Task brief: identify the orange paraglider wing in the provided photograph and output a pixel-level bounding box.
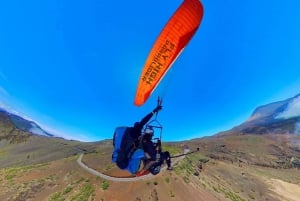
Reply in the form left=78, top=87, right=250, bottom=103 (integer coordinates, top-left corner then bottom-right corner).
left=134, top=0, right=204, bottom=106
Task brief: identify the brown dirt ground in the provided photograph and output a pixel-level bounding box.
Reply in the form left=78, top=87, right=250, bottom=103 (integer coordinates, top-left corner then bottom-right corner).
left=0, top=155, right=225, bottom=201
left=1, top=149, right=300, bottom=201
left=266, top=179, right=300, bottom=201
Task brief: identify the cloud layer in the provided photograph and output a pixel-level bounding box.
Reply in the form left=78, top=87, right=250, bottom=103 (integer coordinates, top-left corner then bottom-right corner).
left=276, top=96, right=300, bottom=119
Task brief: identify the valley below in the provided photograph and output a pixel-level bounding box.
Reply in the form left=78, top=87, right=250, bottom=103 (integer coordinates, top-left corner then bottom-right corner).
left=1, top=134, right=300, bottom=201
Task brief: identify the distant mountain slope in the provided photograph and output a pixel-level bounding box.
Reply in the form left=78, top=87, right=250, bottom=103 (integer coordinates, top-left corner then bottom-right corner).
left=0, top=108, right=53, bottom=137
left=219, top=93, right=300, bottom=135
left=0, top=107, right=100, bottom=168
left=247, top=93, right=300, bottom=125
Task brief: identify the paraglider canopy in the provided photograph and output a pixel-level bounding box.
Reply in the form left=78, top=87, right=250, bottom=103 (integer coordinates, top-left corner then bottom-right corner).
left=134, top=0, right=204, bottom=106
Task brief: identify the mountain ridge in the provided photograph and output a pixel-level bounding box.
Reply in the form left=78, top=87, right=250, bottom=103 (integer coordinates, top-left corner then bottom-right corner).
left=0, top=108, right=54, bottom=137
left=217, top=93, right=300, bottom=136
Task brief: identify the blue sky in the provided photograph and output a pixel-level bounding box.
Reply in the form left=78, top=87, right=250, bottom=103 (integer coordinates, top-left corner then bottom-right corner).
left=0, top=0, right=300, bottom=142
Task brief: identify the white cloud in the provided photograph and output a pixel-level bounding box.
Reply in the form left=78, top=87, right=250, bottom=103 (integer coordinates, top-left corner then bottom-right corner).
left=276, top=96, right=300, bottom=119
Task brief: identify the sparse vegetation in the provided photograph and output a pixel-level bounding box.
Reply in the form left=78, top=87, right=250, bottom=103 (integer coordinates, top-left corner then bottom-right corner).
left=70, top=182, right=95, bottom=201
left=162, top=144, right=182, bottom=156
left=174, top=157, right=194, bottom=175
left=183, top=176, right=190, bottom=183
left=225, top=191, right=246, bottom=201
left=212, top=185, right=219, bottom=193
left=174, top=155, right=204, bottom=184
left=49, top=192, right=64, bottom=201
left=3, top=163, right=48, bottom=181
left=46, top=174, right=58, bottom=182
left=0, top=150, right=6, bottom=157
left=248, top=193, right=255, bottom=200
left=9, top=179, right=45, bottom=201
left=102, top=180, right=109, bottom=190
left=213, top=184, right=246, bottom=201
left=74, top=177, right=85, bottom=184
left=63, top=185, right=73, bottom=195
left=105, top=163, right=114, bottom=170
left=199, top=158, right=209, bottom=163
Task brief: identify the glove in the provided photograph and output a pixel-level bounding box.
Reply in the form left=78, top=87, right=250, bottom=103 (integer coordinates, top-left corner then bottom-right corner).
left=153, top=105, right=162, bottom=113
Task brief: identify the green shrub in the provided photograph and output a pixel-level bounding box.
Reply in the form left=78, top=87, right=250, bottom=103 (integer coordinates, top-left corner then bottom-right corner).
left=102, top=180, right=109, bottom=190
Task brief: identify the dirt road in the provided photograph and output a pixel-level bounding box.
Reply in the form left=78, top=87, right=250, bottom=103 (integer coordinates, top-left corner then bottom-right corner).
left=77, top=154, right=183, bottom=182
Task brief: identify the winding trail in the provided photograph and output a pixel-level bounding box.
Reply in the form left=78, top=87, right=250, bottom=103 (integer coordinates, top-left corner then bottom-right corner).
left=77, top=154, right=184, bottom=182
